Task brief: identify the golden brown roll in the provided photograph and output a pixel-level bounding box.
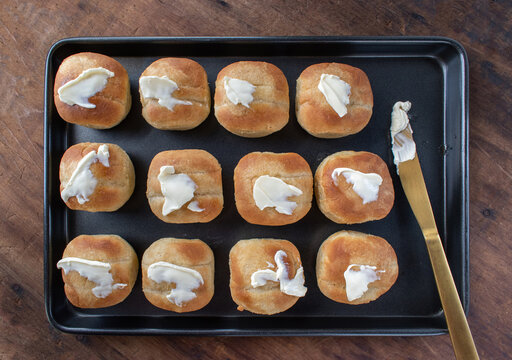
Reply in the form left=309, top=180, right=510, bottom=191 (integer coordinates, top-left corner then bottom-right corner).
left=316, top=230, right=398, bottom=305
left=59, top=142, right=135, bottom=212
left=214, top=61, right=289, bottom=137
left=296, top=63, right=373, bottom=138
left=315, top=151, right=394, bottom=224
left=146, top=149, right=223, bottom=223
left=234, top=152, right=313, bottom=226
left=139, top=58, right=210, bottom=130
left=54, top=52, right=131, bottom=129
left=229, top=239, right=307, bottom=315
left=56, top=234, right=138, bottom=308
left=141, top=238, right=214, bottom=313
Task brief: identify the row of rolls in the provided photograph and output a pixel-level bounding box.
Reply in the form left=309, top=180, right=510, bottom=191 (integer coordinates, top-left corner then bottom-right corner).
left=60, top=144, right=395, bottom=225
left=54, top=52, right=373, bottom=138
left=57, top=231, right=398, bottom=315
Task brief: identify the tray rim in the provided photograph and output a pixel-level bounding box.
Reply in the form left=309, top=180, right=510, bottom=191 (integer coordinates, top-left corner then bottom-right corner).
left=44, top=35, right=469, bottom=336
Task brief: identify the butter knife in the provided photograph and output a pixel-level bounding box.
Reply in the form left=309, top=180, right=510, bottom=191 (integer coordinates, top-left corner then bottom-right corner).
left=392, top=102, right=479, bottom=360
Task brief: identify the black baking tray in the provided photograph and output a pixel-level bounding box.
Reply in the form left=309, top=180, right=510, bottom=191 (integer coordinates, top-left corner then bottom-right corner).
left=44, top=36, right=469, bottom=335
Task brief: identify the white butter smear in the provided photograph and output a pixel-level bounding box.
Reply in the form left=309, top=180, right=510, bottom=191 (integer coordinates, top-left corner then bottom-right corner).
left=318, top=73, right=351, bottom=117
left=57, top=257, right=127, bottom=298
left=251, top=250, right=307, bottom=297
left=223, top=76, right=256, bottom=108
left=158, top=166, right=200, bottom=215
left=61, top=144, right=110, bottom=204
left=253, top=175, right=303, bottom=215
left=390, top=101, right=416, bottom=172
left=331, top=168, right=383, bottom=204
left=139, top=76, right=192, bottom=111
left=187, top=201, right=205, bottom=212
left=58, top=67, right=114, bottom=108
left=343, top=264, right=386, bottom=301
left=344, top=264, right=385, bottom=301
left=147, top=261, right=204, bottom=307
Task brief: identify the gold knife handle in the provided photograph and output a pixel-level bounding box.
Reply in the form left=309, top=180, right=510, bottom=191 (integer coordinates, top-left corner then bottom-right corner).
left=424, top=232, right=479, bottom=360
left=398, top=155, right=478, bottom=359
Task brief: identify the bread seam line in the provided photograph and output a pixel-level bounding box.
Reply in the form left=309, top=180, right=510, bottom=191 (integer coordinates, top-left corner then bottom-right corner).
left=63, top=256, right=134, bottom=265
left=142, top=262, right=212, bottom=268
left=299, top=99, right=372, bottom=111
left=216, top=98, right=289, bottom=108
left=146, top=192, right=222, bottom=200
left=149, top=170, right=220, bottom=177
left=248, top=174, right=312, bottom=182
left=144, top=97, right=209, bottom=107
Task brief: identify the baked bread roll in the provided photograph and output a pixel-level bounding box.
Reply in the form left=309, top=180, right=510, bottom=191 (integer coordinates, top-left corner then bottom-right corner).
left=56, top=234, right=138, bottom=308
left=141, top=238, right=214, bottom=312
left=315, top=151, right=394, bottom=224
left=139, top=58, right=210, bottom=130
left=146, top=149, right=223, bottom=223
left=229, top=239, right=307, bottom=315
left=296, top=63, right=373, bottom=138
left=316, top=230, right=398, bottom=305
left=54, top=52, right=131, bottom=129
left=59, top=142, right=135, bottom=212
left=214, top=61, right=289, bottom=137
left=234, top=152, right=313, bottom=226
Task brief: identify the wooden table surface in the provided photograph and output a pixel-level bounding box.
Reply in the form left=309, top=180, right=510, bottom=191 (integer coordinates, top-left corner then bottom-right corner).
left=1, top=0, right=510, bottom=358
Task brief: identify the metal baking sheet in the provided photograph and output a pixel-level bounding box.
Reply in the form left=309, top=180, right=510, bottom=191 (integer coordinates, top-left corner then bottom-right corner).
left=44, top=36, right=469, bottom=335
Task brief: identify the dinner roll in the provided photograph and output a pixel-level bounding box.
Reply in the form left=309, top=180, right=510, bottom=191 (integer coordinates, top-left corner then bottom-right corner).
left=315, top=151, right=394, bottom=224
left=54, top=52, right=131, bottom=129
left=316, top=230, right=398, bottom=305
left=139, top=58, right=210, bottom=130
left=59, top=142, right=135, bottom=212
left=229, top=239, right=307, bottom=315
left=56, top=234, right=138, bottom=308
left=214, top=61, right=289, bottom=137
left=142, top=238, right=214, bottom=313
left=234, top=152, right=313, bottom=226
left=296, top=62, right=373, bottom=138
left=146, top=149, right=223, bottom=223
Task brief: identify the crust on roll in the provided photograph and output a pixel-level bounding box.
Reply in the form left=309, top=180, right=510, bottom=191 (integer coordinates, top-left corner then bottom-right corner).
left=214, top=61, right=289, bottom=137
left=229, top=239, right=304, bottom=315
left=59, top=234, right=138, bottom=308
left=234, top=152, right=313, bottom=226
left=141, top=238, right=214, bottom=312
left=59, top=142, right=135, bottom=212
left=146, top=149, right=223, bottom=223
left=296, top=63, right=373, bottom=138
left=316, top=230, right=398, bottom=305
left=54, top=52, right=131, bottom=129
left=315, top=151, right=394, bottom=224
left=139, top=58, right=210, bottom=130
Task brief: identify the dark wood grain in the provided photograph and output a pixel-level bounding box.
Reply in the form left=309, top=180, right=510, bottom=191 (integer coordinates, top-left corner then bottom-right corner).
left=0, top=0, right=510, bottom=358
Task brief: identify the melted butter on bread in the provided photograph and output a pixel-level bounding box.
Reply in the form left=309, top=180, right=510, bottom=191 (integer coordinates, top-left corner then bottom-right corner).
left=57, top=257, right=127, bottom=298
left=344, top=264, right=385, bottom=301
left=318, top=73, right=351, bottom=118
left=147, top=261, right=204, bottom=307
left=158, top=166, right=199, bottom=215
left=58, top=67, right=114, bottom=108
left=187, top=200, right=205, bottom=212
left=251, top=250, right=307, bottom=297
left=331, top=168, right=383, bottom=204
left=139, top=75, right=192, bottom=111
left=223, top=76, right=256, bottom=108
left=61, top=144, right=110, bottom=204
left=253, top=175, right=303, bottom=215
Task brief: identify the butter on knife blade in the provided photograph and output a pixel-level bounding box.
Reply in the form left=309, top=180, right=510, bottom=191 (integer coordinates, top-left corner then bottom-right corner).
left=390, top=101, right=416, bottom=173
